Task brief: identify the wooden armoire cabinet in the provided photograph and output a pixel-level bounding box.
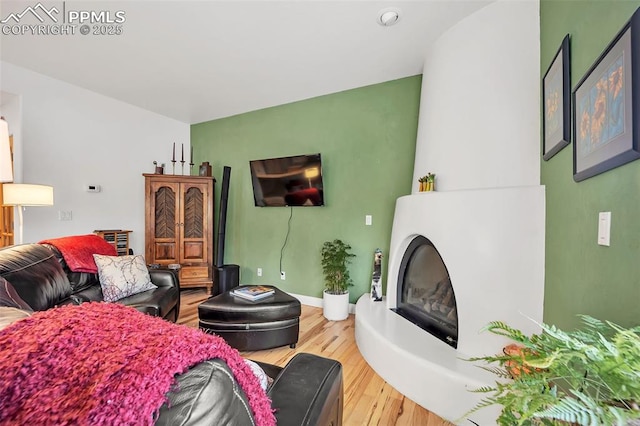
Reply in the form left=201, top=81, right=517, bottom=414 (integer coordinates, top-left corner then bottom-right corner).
left=144, top=174, right=216, bottom=293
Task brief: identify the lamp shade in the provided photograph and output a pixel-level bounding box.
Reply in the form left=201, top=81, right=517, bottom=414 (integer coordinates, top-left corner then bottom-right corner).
left=3, top=184, right=54, bottom=206
left=0, top=119, right=13, bottom=183
left=304, top=167, right=319, bottom=179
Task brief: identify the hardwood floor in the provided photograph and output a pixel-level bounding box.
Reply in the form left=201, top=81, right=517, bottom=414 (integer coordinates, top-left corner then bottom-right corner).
left=178, top=289, right=453, bottom=426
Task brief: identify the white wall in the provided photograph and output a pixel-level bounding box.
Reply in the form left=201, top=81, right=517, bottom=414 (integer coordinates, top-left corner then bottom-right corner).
left=412, top=0, right=540, bottom=192
left=0, top=62, right=190, bottom=253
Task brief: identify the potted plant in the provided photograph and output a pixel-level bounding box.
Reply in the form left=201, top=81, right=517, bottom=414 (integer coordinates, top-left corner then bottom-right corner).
left=425, top=172, right=436, bottom=191
left=417, top=173, right=436, bottom=191
left=321, top=239, right=355, bottom=321
left=465, top=315, right=640, bottom=425
left=418, top=175, right=427, bottom=192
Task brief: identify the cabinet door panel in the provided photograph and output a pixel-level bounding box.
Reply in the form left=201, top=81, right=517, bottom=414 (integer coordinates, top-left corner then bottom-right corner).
left=154, top=185, right=178, bottom=239
left=154, top=242, right=177, bottom=261
left=179, top=182, right=209, bottom=264
left=183, top=186, right=204, bottom=238
left=147, top=181, right=180, bottom=264
left=182, top=242, right=204, bottom=260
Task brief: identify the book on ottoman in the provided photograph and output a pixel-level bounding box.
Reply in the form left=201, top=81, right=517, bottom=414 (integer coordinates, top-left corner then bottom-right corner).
left=231, top=286, right=275, bottom=301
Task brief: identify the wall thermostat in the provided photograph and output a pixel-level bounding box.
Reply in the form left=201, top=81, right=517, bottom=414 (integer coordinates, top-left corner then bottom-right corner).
left=86, top=184, right=101, bottom=193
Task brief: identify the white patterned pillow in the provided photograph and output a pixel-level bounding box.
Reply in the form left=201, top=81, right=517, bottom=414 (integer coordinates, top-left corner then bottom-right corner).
left=93, top=254, right=157, bottom=302
left=244, top=359, right=270, bottom=391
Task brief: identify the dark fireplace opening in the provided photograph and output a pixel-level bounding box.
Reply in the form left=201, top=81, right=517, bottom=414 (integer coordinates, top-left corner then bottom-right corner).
left=391, top=236, right=458, bottom=348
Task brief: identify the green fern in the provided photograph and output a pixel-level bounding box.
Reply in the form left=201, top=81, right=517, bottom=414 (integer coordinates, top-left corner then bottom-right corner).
left=481, top=321, right=535, bottom=347
left=465, top=315, right=640, bottom=425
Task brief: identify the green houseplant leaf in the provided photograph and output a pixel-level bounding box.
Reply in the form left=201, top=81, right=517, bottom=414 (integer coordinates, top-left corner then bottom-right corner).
left=465, top=315, right=640, bottom=425
left=320, top=239, right=355, bottom=295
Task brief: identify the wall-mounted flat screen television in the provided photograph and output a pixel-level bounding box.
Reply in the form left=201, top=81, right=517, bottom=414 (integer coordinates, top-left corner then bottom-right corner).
left=250, top=153, right=324, bottom=207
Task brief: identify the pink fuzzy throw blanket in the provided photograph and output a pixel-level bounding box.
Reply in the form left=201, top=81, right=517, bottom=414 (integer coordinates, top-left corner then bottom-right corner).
left=0, top=303, right=275, bottom=425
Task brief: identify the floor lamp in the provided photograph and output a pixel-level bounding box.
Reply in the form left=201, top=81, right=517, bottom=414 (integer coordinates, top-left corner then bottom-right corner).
left=304, top=167, right=319, bottom=188
left=2, top=184, right=54, bottom=244
left=0, top=118, right=12, bottom=182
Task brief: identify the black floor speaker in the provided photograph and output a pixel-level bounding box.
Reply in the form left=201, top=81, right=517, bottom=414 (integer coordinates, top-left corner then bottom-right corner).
left=214, top=264, right=240, bottom=296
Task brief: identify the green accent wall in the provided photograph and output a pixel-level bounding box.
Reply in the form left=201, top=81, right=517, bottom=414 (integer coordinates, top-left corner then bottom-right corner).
left=541, top=1, right=640, bottom=330
left=191, top=76, right=421, bottom=303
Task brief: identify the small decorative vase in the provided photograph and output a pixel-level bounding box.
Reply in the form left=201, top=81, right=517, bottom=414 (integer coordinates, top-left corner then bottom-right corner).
left=199, top=162, right=212, bottom=177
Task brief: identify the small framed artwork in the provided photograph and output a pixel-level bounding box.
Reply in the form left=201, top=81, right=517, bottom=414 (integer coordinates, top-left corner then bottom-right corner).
left=542, top=34, right=571, bottom=161
left=573, top=8, right=640, bottom=182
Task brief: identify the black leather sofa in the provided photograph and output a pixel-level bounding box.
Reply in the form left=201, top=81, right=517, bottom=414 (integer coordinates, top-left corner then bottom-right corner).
left=0, top=243, right=180, bottom=321
left=0, top=242, right=344, bottom=425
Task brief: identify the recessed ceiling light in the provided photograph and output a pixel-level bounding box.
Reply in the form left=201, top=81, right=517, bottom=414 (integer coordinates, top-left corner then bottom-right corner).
left=377, top=7, right=401, bottom=27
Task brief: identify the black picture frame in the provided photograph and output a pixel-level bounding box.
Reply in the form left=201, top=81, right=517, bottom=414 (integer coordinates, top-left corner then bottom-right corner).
left=573, top=8, right=640, bottom=182
left=542, top=34, right=571, bottom=161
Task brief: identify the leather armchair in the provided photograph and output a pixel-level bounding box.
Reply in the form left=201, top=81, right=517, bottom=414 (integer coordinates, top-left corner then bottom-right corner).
left=158, top=353, right=343, bottom=426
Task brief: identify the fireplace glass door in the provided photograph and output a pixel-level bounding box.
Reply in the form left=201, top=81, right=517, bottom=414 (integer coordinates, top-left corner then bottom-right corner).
left=392, top=236, right=458, bottom=348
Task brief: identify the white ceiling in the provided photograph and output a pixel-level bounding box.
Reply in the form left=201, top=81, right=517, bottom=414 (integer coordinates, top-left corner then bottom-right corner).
left=0, top=1, right=492, bottom=124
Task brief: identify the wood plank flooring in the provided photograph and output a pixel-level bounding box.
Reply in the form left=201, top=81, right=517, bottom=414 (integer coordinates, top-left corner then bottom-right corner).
left=178, top=289, right=453, bottom=426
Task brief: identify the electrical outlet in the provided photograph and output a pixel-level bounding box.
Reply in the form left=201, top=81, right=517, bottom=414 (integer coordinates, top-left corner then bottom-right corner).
left=280, top=271, right=286, bottom=280
left=257, top=267, right=263, bottom=277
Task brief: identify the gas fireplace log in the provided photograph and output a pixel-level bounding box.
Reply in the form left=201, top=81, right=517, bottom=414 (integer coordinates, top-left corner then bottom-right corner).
left=446, top=308, right=457, bottom=321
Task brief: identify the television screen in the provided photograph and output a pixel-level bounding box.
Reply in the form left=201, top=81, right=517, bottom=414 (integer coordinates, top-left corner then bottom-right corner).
left=250, top=153, right=324, bottom=207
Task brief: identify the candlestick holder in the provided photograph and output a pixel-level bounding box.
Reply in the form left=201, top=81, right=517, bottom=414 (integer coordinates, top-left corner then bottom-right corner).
left=171, top=160, right=176, bottom=175
left=189, top=161, right=194, bottom=176
left=181, top=160, right=185, bottom=175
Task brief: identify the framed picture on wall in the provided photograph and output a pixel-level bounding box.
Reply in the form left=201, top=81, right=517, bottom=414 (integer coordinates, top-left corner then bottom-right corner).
left=542, top=34, right=571, bottom=161
left=573, top=8, right=640, bottom=182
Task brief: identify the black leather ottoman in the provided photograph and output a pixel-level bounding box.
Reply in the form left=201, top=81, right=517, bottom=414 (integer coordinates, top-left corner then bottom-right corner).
left=198, top=285, right=301, bottom=351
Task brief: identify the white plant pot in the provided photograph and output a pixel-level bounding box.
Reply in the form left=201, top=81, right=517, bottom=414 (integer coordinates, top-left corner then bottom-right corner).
left=323, top=290, right=349, bottom=321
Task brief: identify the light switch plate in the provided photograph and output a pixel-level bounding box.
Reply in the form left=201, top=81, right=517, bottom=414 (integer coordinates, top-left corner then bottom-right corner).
left=598, top=212, right=611, bottom=246
left=58, top=210, right=73, bottom=221
left=365, top=215, right=372, bottom=226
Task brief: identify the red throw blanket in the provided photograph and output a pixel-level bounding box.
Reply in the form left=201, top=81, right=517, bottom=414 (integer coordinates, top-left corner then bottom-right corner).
left=39, top=234, right=118, bottom=273
left=0, top=303, right=276, bottom=425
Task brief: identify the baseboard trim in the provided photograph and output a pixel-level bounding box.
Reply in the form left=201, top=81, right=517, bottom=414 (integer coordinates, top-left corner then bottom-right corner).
left=288, top=292, right=357, bottom=315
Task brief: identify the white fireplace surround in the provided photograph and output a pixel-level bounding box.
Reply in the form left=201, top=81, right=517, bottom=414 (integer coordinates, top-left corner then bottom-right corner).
left=355, top=186, right=545, bottom=424
left=354, top=0, right=543, bottom=422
